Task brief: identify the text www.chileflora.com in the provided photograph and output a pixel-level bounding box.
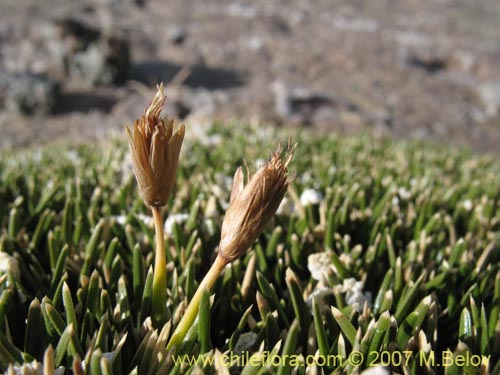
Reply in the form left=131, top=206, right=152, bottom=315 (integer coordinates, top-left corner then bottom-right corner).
left=172, top=350, right=491, bottom=368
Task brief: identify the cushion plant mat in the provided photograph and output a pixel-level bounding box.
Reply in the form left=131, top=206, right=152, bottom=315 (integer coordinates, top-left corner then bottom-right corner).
left=0, top=123, right=499, bottom=374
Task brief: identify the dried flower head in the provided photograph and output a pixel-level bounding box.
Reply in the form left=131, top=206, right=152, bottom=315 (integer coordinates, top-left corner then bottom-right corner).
left=126, top=84, right=185, bottom=207
left=219, top=143, right=296, bottom=263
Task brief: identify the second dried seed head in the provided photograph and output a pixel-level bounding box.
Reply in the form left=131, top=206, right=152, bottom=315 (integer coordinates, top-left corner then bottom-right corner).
left=219, top=144, right=296, bottom=263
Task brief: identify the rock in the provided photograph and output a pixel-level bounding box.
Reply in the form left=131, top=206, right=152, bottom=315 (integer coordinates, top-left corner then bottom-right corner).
left=168, top=26, right=187, bottom=45
left=448, top=50, right=476, bottom=72
left=270, top=15, right=291, bottom=34
left=173, top=88, right=220, bottom=118
left=312, top=106, right=339, bottom=125
left=408, top=50, right=448, bottom=73
left=46, top=16, right=130, bottom=86
left=272, top=81, right=334, bottom=125
left=226, top=3, right=257, bottom=19
left=51, top=17, right=101, bottom=52
left=124, top=0, right=145, bottom=6
left=69, top=35, right=129, bottom=85
left=477, top=82, right=500, bottom=117
left=103, top=0, right=144, bottom=5
left=0, top=72, right=60, bottom=115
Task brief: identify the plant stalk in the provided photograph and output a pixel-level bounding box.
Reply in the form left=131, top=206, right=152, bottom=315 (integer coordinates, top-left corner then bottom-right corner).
left=166, top=254, right=228, bottom=350
left=151, top=206, right=168, bottom=328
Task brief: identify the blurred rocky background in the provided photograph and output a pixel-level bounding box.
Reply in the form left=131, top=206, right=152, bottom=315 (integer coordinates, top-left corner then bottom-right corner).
left=1, top=0, right=500, bottom=153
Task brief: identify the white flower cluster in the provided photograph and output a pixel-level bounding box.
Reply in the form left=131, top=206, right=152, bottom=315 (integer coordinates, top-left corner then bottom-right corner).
left=336, top=278, right=372, bottom=312
left=9, top=361, right=64, bottom=375
left=164, top=213, right=189, bottom=236
left=185, top=117, right=222, bottom=146
left=462, top=199, right=473, bottom=211
left=398, top=187, right=411, bottom=200
left=112, top=213, right=154, bottom=227
left=307, top=252, right=333, bottom=281
left=361, top=366, right=391, bottom=375
left=276, top=197, right=295, bottom=216
left=0, top=252, right=20, bottom=281
left=300, top=188, right=323, bottom=206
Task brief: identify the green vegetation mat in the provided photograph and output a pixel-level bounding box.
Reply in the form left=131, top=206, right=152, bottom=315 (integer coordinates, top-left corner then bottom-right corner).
left=0, top=123, right=499, bottom=374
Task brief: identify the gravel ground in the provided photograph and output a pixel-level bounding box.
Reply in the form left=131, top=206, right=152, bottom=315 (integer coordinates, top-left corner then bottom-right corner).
left=1, top=0, right=500, bottom=154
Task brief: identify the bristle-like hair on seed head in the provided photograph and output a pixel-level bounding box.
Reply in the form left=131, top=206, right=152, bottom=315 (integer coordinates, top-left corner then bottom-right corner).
left=219, top=143, right=296, bottom=263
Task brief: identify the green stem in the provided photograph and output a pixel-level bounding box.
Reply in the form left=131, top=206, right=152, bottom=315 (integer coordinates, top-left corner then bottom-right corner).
left=166, top=254, right=227, bottom=350
left=152, top=206, right=167, bottom=328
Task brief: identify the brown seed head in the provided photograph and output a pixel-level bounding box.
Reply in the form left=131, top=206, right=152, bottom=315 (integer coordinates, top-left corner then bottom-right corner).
left=126, top=84, right=185, bottom=207
left=219, top=143, right=296, bottom=263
